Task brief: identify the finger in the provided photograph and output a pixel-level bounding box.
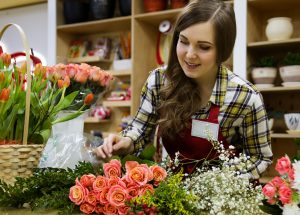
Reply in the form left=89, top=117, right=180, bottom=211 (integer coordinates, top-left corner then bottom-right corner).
left=107, top=134, right=117, bottom=154
left=95, top=146, right=106, bottom=159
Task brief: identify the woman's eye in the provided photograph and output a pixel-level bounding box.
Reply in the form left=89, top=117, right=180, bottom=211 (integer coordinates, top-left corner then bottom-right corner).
left=179, top=40, right=188, bottom=45
left=199, top=45, right=211, bottom=51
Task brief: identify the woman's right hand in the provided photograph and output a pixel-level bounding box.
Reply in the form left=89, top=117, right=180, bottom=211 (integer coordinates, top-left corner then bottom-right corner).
left=95, top=134, right=134, bottom=159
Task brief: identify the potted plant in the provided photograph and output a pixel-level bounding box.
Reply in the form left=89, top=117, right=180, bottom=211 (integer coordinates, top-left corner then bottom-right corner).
left=251, top=56, right=277, bottom=86
left=279, top=52, right=300, bottom=84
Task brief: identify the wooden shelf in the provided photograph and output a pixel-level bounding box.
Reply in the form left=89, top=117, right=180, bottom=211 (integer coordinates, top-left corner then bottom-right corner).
left=248, top=38, right=300, bottom=48
left=271, top=133, right=300, bottom=139
left=134, top=9, right=182, bottom=26
left=67, top=56, right=112, bottom=64
left=0, top=0, right=46, bottom=10
left=84, top=117, right=110, bottom=123
left=258, top=86, right=300, bottom=92
left=102, top=100, right=131, bottom=107
left=108, top=69, right=132, bottom=77
left=57, top=16, right=131, bottom=34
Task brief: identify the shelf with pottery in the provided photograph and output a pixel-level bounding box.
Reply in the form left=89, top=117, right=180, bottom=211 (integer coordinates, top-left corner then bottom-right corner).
left=257, top=85, right=300, bottom=92
left=108, top=69, right=132, bottom=77
left=247, top=37, right=300, bottom=48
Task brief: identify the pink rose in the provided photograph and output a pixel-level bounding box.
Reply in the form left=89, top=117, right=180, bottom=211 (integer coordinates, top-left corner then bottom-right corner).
left=125, top=161, right=139, bottom=172
left=127, top=185, right=140, bottom=199
left=108, top=177, right=126, bottom=188
left=69, top=179, right=88, bottom=205
left=267, top=198, right=277, bottom=205
left=271, top=176, right=285, bottom=188
left=126, top=166, right=149, bottom=186
left=275, top=156, right=292, bottom=175
left=288, top=168, right=295, bottom=181
left=107, top=185, right=128, bottom=207
left=99, top=187, right=110, bottom=204
left=150, top=165, right=167, bottom=183
left=85, top=191, right=98, bottom=206
left=93, top=176, right=108, bottom=192
left=278, top=184, right=292, bottom=205
left=95, top=204, right=104, bottom=214
left=80, top=202, right=95, bottom=214
left=103, top=159, right=122, bottom=178
left=102, top=203, right=118, bottom=215
left=262, top=183, right=276, bottom=198
left=80, top=174, right=96, bottom=189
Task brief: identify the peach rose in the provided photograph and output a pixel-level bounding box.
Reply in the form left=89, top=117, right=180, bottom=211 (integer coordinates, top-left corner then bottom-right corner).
left=118, top=206, right=131, bottom=215
left=103, top=159, right=122, bottom=178
left=80, top=202, right=95, bottom=214
left=125, top=161, right=139, bottom=172
left=127, top=165, right=152, bottom=186
left=127, top=185, right=140, bottom=199
left=80, top=174, right=96, bottom=188
left=139, top=184, right=154, bottom=196
left=262, top=183, right=276, bottom=198
left=85, top=191, right=98, bottom=206
left=99, top=187, right=110, bottom=204
left=107, top=185, right=128, bottom=207
left=102, top=203, right=118, bottom=215
left=108, top=177, right=126, bottom=188
left=278, top=185, right=292, bottom=205
left=93, top=175, right=108, bottom=192
left=275, top=156, right=292, bottom=175
left=69, top=179, right=88, bottom=205
left=150, top=165, right=167, bottom=183
left=95, top=204, right=104, bottom=214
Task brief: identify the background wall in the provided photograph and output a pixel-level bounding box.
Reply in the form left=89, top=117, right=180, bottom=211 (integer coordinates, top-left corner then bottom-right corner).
left=0, top=3, right=48, bottom=65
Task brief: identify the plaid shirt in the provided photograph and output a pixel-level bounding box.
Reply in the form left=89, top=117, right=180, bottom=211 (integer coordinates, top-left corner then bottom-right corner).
left=122, top=65, right=273, bottom=179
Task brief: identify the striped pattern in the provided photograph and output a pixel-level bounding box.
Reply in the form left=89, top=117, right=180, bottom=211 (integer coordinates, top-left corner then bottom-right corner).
left=122, top=65, right=272, bottom=179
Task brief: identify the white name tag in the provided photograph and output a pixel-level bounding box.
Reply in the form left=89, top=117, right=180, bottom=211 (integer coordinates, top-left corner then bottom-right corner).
left=191, top=119, right=219, bottom=140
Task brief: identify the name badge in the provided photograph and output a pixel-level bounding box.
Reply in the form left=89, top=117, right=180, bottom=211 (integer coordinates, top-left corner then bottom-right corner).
left=191, top=119, right=219, bottom=140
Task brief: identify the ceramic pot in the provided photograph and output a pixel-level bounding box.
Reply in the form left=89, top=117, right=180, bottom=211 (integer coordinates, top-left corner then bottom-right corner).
left=119, top=0, right=131, bottom=16
left=251, top=67, right=277, bottom=84
left=90, top=0, right=116, bottom=20
left=279, top=65, right=300, bottom=82
left=143, top=0, right=167, bottom=12
left=265, top=17, right=293, bottom=41
left=63, top=0, right=89, bottom=24
left=170, top=0, right=189, bottom=9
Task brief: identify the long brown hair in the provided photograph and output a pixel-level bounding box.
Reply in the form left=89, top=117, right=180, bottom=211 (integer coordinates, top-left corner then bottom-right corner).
left=158, top=0, right=236, bottom=139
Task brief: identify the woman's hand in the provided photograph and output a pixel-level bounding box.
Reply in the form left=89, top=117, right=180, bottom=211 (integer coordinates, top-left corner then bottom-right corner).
left=95, top=134, right=134, bottom=159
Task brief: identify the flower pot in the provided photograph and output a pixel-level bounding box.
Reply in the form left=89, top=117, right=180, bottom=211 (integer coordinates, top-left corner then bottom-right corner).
left=170, top=0, right=189, bottom=9
left=251, top=67, right=277, bottom=85
left=265, top=17, right=293, bottom=41
left=143, top=0, right=167, bottom=13
left=279, top=65, right=300, bottom=82
left=119, top=0, right=131, bottom=16
left=63, top=0, right=90, bottom=24
left=90, top=0, right=116, bottom=20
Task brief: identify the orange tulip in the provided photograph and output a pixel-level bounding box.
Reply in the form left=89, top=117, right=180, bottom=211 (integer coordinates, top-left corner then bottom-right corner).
left=0, top=53, right=11, bottom=67
left=84, top=93, right=94, bottom=105
left=0, top=88, right=10, bottom=101
left=57, top=76, right=70, bottom=89
left=34, top=63, right=47, bottom=78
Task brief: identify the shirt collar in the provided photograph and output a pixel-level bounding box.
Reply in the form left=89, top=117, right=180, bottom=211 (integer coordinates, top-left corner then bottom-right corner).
left=209, top=65, right=228, bottom=106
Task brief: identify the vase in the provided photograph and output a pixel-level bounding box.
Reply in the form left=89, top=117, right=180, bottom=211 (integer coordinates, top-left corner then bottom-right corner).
left=143, top=0, right=167, bottom=13
left=265, top=17, right=293, bottom=41
left=63, top=0, right=90, bottom=24
left=90, top=0, right=116, bottom=20
left=119, top=0, right=131, bottom=16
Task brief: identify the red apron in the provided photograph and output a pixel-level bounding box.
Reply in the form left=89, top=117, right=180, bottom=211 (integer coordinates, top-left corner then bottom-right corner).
left=158, top=104, right=229, bottom=174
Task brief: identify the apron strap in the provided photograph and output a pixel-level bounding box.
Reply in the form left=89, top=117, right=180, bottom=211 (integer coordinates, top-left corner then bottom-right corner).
left=207, top=104, right=220, bottom=121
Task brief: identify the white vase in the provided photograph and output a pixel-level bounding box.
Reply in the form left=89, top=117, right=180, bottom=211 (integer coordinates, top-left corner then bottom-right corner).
left=265, top=17, right=293, bottom=41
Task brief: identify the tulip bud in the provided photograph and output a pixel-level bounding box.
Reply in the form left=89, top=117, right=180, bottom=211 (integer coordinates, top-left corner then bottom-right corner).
left=0, top=88, right=10, bottom=101
left=57, top=79, right=64, bottom=89
left=0, top=53, right=11, bottom=68
left=84, top=93, right=94, bottom=105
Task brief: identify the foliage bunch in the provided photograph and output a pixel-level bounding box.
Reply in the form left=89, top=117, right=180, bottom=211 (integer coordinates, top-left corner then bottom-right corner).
left=283, top=52, right=300, bottom=66
left=0, top=162, right=98, bottom=215
left=255, top=56, right=277, bottom=67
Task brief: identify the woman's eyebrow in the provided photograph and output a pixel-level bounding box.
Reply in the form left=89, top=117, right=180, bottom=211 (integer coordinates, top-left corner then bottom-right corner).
left=179, top=34, right=213, bottom=45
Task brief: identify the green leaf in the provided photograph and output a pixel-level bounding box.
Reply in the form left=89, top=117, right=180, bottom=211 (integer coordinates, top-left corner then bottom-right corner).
left=51, top=111, right=84, bottom=125
left=52, top=91, right=79, bottom=114
left=29, top=129, right=51, bottom=144
left=139, top=144, right=156, bottom=160
left=258, top=205, right=282, bottom=215
left=0, top=104, right=19, bottom=139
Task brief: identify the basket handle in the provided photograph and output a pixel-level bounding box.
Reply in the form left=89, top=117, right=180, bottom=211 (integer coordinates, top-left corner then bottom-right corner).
left=0, top=23, right=32, bottom=145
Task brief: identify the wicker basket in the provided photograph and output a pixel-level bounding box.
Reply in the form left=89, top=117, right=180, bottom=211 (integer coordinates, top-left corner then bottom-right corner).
left=0, top=24, right=44, bottom=184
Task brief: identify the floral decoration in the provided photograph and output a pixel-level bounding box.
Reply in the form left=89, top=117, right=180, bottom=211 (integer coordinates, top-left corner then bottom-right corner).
left=261, top=155, right=300, bottom=215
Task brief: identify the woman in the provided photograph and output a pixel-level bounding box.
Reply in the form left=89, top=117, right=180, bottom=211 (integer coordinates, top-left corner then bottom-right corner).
left=96, top=0, right=273, bottom=179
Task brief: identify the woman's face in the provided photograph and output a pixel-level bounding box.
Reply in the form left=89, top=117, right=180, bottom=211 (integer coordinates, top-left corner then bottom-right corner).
left=176, top=21, right=218, bottom=83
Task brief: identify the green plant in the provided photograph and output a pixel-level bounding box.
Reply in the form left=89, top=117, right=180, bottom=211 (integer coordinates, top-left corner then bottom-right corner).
left=282, top=52, right=300, bottom=65
left=255, top=56, right=277, bottom=67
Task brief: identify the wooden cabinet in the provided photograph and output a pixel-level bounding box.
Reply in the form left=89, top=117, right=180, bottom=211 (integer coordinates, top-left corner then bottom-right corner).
left=246, top=0, right=300, bottom=181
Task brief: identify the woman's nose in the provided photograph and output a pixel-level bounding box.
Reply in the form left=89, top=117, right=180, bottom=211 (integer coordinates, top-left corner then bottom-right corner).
left=186, top=46, right=197, bottom=59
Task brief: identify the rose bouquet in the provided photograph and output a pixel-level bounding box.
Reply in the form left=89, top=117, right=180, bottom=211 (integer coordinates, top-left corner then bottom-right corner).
left=69, top=159, right=167, bottom=215
left=261, top=155, right=300, bottom=215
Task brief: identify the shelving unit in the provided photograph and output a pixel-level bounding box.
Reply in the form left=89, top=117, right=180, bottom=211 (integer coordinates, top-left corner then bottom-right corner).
left=246, top=0, right=300, bottom=180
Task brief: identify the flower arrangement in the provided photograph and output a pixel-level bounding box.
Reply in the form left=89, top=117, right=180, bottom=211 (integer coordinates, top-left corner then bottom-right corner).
left=261, top=155, right=300, bottom=215
left=68, top=159, right=167, bottom=214
left=0, top=52, right=113, bottom=144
